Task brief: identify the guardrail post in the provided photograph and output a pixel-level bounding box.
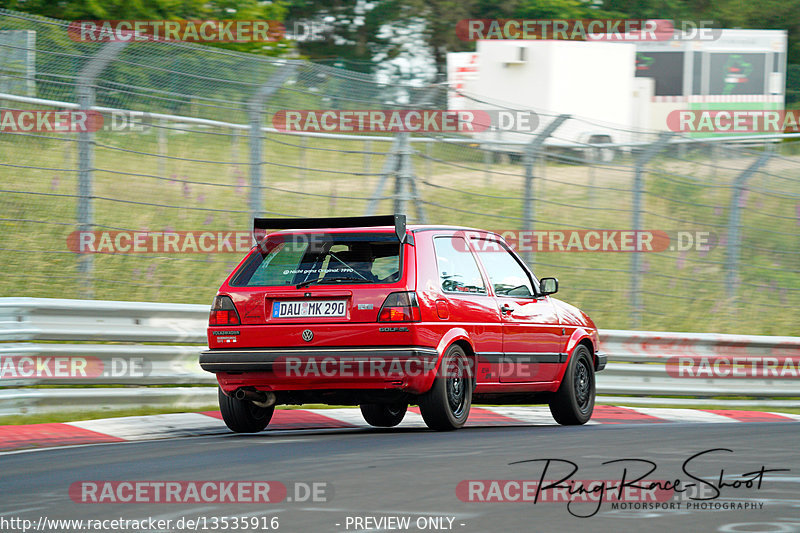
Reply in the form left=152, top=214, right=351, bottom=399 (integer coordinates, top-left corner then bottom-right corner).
left=630, top=133, right=672, bottom=329
left=725, top=151, right=772, bottom=307
left=75, top=41, right=128, bottom=299
left=247, top=63, right=297, bottom=224
left=521, top=114, right=569, bottom=267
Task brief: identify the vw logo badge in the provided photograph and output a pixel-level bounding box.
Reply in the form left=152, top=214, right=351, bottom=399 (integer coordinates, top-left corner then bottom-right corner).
left=301, top=329, right=314, bottom=342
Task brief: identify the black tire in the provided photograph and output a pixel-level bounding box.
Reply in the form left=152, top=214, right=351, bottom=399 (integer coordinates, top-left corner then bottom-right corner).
left=360, top=403, right=407, bottom=427
left=549, top=345, right=595, bottom=425
left=418, top=345, right=472, bottom=431
left=218, top=387, right=274, bottom=433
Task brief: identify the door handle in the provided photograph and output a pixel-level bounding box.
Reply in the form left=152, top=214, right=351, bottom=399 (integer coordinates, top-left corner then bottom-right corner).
left=500, top=304, right=514, bottom=315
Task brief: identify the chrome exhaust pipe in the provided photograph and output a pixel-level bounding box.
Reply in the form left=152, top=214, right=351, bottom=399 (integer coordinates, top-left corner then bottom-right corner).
left=234, top=388, right=276, bottom=408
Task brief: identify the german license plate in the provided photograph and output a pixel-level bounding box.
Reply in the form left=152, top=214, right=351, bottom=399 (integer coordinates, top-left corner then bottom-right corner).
left=272, top=300, right=346, bottom=318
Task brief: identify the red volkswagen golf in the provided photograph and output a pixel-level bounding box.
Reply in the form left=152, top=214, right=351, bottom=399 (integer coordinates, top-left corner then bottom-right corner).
left=200, top=215, right=605, bottom=432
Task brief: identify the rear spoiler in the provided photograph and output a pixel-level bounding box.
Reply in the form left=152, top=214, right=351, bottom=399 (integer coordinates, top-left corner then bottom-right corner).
left=253, top=214, right=408, bottom=243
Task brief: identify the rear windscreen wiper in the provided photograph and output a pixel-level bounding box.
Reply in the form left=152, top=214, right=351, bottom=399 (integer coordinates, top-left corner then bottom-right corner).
left=296, top=277, right=371, bottom=289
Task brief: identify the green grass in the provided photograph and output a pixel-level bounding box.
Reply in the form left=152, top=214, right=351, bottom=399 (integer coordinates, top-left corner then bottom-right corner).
left=1, top=122, right=799, bottom=335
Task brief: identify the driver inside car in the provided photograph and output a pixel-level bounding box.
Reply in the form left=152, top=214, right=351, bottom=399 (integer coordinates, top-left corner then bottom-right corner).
left=329, top=243, right=377, bottom=282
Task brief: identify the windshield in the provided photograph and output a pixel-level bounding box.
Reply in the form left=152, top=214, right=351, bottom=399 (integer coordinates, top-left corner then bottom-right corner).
left=229, top=232, right=402, bottom=287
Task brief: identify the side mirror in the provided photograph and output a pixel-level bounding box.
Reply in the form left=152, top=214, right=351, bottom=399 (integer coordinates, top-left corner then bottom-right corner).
left=539, top=277, right=558, bottom=296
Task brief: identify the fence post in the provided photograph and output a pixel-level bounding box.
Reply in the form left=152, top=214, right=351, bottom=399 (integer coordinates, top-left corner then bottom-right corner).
left=394, top=134, right=411, bottom=217
left=363, top=139, right=372, bottom=187
left=483, top=143, right=492, bottom=187
left=725, top=151, right=772, bottom=307
left=366, top=135, right=402, bottom=216
left=521, top=114, right=569, bottom=267
left=405, top=138, right=427, bottom=224
left=75, top=41, right=128, bottom=299
left=247, top=63, right=297, bottom=223
left=76, top=85, right=93, bottom=298
left=630, top=133, right=672, bottom=328
left=157, top=118, right=167, bottom=178
left=366, top=134, right=426, bottom=223
left=299, top=135, right=308, bottom=190
left=247, top=100, right=262, bottom=223
left=425, top=141, right=432, bottom=182
left=393, top=85, right=438, bottom=222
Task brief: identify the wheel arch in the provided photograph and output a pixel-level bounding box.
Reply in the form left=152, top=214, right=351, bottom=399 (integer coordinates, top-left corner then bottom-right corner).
left=577, top=338, right=597, bottom=368
left=434, top=328, right=475, bottom=366
left=564, top=328, right=600, bottom=369
left=429, top=330, right=477, bottom=391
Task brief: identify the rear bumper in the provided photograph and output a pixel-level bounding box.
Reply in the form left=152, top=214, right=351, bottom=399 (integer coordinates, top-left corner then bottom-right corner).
left=200, top=346, right=439, bottom=372
left=201, top=346, right=441, bottom=395
left=595, top=352, right=607, bottom=372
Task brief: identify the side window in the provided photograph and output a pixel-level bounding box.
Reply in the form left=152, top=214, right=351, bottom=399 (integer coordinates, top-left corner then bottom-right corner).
left=433, top=236, right=486, bottom=294
left=474, top=240, right=535, bottom=297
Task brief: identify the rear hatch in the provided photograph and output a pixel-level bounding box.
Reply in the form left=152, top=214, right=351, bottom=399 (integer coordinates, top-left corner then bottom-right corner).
left=226, top=230, right=408, bottom=325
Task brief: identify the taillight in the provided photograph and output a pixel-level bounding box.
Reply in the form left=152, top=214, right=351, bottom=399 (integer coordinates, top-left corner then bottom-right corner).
left=378, top=291, right=421, bottom=322
left=209, top=295, right=241, bottom=326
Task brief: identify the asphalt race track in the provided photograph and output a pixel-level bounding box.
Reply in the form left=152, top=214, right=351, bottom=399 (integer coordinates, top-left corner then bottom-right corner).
left=2, top=420, right=799, bottom=533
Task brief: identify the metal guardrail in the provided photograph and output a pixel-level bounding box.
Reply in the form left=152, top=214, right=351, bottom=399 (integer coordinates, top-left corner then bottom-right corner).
left=0, top=297, right=208, bottom=343
left=0, top=387, right=219, bottom=417
left=1, top=298, right=798, bottom=416
left=0, top=298, right=213, bottom=415
left=598, top=329, right=800, bottom=399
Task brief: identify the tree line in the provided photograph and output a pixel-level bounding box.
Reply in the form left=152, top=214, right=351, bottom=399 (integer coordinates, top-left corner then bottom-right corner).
left=2, top=0, right=797, bottom=102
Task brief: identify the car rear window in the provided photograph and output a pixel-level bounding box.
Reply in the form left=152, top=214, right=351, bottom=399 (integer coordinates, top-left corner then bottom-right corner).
left=229, top=232, right=402, bottom=287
